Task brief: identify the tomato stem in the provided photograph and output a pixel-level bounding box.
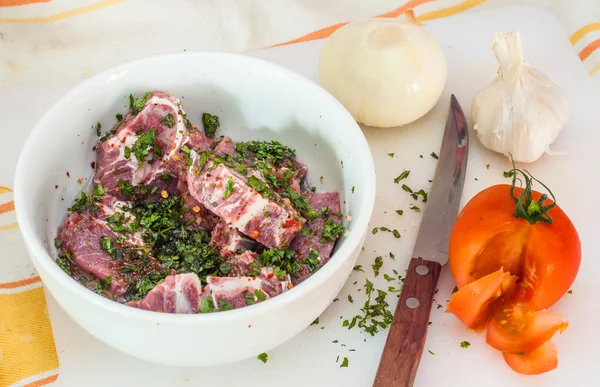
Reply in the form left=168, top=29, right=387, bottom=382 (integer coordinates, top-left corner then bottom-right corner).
left=507, top=155, right=556, bottom=225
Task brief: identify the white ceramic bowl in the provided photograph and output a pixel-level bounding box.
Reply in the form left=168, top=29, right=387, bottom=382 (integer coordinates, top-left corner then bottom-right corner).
left=14, top=51, right=376, bottom=367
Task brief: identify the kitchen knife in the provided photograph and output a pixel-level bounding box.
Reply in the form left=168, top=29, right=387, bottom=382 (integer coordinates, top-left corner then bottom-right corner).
left=372, top=94, right=469, bottom=387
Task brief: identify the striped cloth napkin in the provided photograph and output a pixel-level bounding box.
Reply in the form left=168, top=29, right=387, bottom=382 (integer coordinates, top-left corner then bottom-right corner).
left=0, top=0, right=598, bottom=385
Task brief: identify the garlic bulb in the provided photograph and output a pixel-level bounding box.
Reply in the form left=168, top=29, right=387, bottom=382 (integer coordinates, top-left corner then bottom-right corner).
left=318, top=13, right=447, bottom=128
left=471, top=31, right=569, bottom=163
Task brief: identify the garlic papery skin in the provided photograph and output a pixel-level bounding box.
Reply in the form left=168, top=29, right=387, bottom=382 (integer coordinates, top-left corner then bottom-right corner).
left=471, top=31, right=570, bottom=163
left=318, top=16, right=447, bottom=128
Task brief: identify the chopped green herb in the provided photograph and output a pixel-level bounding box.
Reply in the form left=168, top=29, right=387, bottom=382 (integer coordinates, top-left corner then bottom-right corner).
left=383, top=274, right=394, bottom=282
left=428, top=350, right=435, bottom=355
left=486, top=164, right=490, bottom=170
left=402, top=184, right=413, bottom=193
left=410, top=205, right=421, bottom=212
left=54, top=238, right=61, bottom=248
left=68, top=192, right=97, bottom=216
left=255, top=289, right=267, bottom=301
left=348, top=295, right=354, bottom=303
left=320, top=219, right=344, bottom=243
left=389, top=252, right=395, bottom=260
left=129, top=92, right=152, bottom=115
left=340, top=357, right=349, bottom=368
left=95, top=122, right=102, bottom=137
left=219, top=300, right=233, bottom=311
left=372, top=256, right=383, bottom=277
left=351, top=186, right=355, bottom=193
left=394, top=170, right=410, bottom=184
left=223, top=177, right=235, bottom=199
left=202, top=113, right=220, bottom=138
left=258, top=248, right=302, bottom=279
left=353, top=265, right=364, bottom=272
left=503, top=170, right=515, bottom=178
left=160, top=114, right=175, bottom=128
left=387, top=153, right=395, bottom=157
left=200, top=298, right=218, bottom=313
left=116, top=113, right=124, bottom=123
left=93, top=183, right=105, bottom=197
left=245, top=291, right=257, bottom=306
left=372, top=228, right=378, bottom=235
left=257, top=352, right=268, bottom=363
left=95, top=274, right=112, bottom=294
left=117, top=179, right=134, bottom=196
left=131, top=128, right=157, bottom=163
left=379, top=227, right=390, bottom=232
left=460, top=341, right=471, bottom=348
left=311, top=317, right=320, bottom=326
left=430, top=152, right=439, bottom=160
left=452, top=286, right=458, bottom=294
left=388, top=286, right=402, bottom=292
left=396, top=210, right=403, bottom=216
left=392, top=230, right=401, bottom=239
left=567, top=290, right=573, bottom=294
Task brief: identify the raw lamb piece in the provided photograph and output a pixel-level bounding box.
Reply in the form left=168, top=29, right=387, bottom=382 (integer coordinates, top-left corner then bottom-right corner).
left=126, top=273, right=202, bottom=314
left=205, top=269, right=290, bottom=310
left=289, top=192, right=342, bottom=284
left=212, top=137, right=237, bottom=156
left=95, top=91, right=189, bottom=197
left=57, top=212, right=146, bottom=297
left=187, top=161, right=303, bottom=249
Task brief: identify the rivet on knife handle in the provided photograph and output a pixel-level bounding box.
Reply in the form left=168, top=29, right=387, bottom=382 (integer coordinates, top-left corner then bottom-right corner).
left=372, top=258, right=441, bottom=387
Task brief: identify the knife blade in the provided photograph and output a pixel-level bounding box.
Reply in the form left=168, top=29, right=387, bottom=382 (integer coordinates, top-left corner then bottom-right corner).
left=372, top=94, right=469, bottom=387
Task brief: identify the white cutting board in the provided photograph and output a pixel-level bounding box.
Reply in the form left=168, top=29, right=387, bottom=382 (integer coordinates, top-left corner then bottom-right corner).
left=2, top=4, right=600, bottom=387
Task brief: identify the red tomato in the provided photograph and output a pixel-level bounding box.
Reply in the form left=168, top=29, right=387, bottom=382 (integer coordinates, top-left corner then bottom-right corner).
left=446, top=268, right=516, bottom=331
left=486, top=300, right=568, bottom=353
left=503, top=341, right=558, bottom=375
left=449, top=184, right=580, bottom=311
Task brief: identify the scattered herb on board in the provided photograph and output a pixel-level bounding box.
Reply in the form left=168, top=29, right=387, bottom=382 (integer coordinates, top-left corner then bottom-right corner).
left=343, top=278, right=394, bottom=336
left=340, top=357, right=349, bottom=368
left=396, top=210, right=403, bottom=216
left=372, top=256, right=383, bottom=277
left=460, top=341, right=471, bottom=348
left=257, top=352, right=268, bottom=363
left=486, top=164, right=490, bottom=170
left=392, top=230, right=401, bottom=239
left=402, top=184, right=412, bottom=193
left=202, top=113, right=220, bottom=138
left=348, top=295, right=354, bottom=303
left=353, top=265, right=365, bottom=272
left=394, top=170, right=410, bottom=184
left=372, top=228, right=379, bottom=235
left=379, top=227, right=391, bottom=232
left=383, top=274, right=394, bottom=282
left=410, top=205, right=421, bottom=212
left=452, top=286, right=458, bottom=294
left=95, top=122, right=101, bottom=137
left=311, top=317, right=320, bottom=326
left=428, top=350, right=435, bottom=355
left=503, top=170, right=515, bottom=178
left=568, top=290, right=573, bottom=294
left=430, top=152, right=439, bottom=160
left=161, top=113, right=175, bottom=128
left=389, top=252, right=395, bottom=259
left=388, top=153, right=395, bottom=157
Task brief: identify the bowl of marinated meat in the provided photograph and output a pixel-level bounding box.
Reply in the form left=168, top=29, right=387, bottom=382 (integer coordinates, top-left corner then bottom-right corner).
left=14, top=51, right=376, bottom=366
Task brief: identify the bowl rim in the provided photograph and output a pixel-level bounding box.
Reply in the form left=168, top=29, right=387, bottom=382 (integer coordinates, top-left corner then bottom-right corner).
left=14, top=50, right=377, bottom=323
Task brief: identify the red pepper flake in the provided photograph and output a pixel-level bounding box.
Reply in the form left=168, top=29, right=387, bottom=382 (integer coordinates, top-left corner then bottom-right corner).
left=77, top=178, right=83, bottom=184
left=92, top=146, right=97, bottom=151
left=61, top=198, right=64, bottom=201
left=90, top=161, right=96, bottom=169
left=250, top=230, right=259, bottom=239
left=66, top=171, right=70, bottom=178
left=121, top=137, right=126, bottom=144
left=248, top=325, right=252, bottom=328
left=54, top=185, right=59, bottom=189
left=267, top=272, right=274, bottom=279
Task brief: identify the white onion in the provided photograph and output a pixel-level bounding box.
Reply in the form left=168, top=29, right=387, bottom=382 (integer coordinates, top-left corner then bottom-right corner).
left=318, top=16, right=448, bottom=128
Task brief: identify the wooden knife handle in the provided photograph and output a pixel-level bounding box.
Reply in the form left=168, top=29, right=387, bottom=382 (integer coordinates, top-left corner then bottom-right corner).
left=372, top=258, right=442, bottom=387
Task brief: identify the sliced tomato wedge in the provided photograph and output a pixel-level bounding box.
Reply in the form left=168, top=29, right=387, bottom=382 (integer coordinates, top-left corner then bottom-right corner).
left=446, top=268, right=517, bottom=331
left=503, top=341, right=558, bottom=375
left=486, top=300, right=568, bottom=353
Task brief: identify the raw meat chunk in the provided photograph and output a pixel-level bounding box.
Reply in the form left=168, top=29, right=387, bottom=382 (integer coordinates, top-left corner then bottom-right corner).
left=126, top=273, right=202, bottom=314
left=187, top=161, right=303, bottom=248
left=289, top=192, right=342, bottom=284
left=95, top=91, right=189, bottom=197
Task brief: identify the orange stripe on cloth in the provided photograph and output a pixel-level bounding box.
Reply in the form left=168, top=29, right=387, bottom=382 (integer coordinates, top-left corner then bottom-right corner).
left=0, top=186, right=13, bottom=195
left=0, top=221, right=19, bottom=231
left=0, top=276, right=41, bottom=290
left=570, top=22, right=600, bottom=45
left=269, top=0, right=432, bottom=47
left=23, top=373, right=59, bottom=387
left=418, top=0, right=488, bottom=22
left=0, top=200, right=15, bottom=214
left=0, top=0, right=50, bottom=6
left=579, top=39, right=600, bottom=62
left=0, top=0, right=123, bottom=23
